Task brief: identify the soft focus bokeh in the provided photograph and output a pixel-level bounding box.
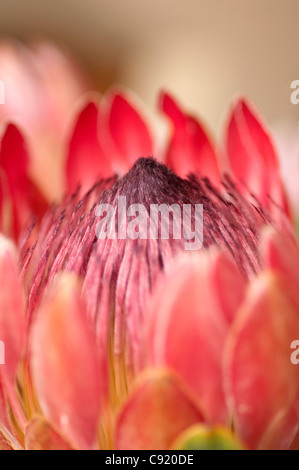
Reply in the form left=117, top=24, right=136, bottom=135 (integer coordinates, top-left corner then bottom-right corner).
left=0, top=0, right=299, bottom=129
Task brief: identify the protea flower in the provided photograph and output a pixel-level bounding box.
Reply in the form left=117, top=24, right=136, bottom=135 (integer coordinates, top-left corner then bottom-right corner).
left=0, top=42, right=299, bottom=451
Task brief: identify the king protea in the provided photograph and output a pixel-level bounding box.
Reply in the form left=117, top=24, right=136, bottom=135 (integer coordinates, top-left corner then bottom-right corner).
left=0, top=41, right=298, bottom=451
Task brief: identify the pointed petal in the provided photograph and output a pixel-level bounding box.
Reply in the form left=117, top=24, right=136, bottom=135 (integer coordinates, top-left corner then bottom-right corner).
left=225, top=98, right=290, bottom=217
left=25, top=417, right=73, bottom=450
left=224, top=272, right=299, bottom=450
left=31, top=273, right=104, bottom=450
left=115, top=370, right=204, bottom=450
left=172, top=424, right=245, bottom=450
left=66, top=97, right=112, bottom=195
left=146, top=251, right=246, bottom=425
left=260, top=226, right=299, bottom=292
left=160, top=92, right=220, bottom=186
left=100, top=89, right=153, bottom=173
left=0, top=123, right=47, bottom=239
left=0, top=235, right=25, bottom=388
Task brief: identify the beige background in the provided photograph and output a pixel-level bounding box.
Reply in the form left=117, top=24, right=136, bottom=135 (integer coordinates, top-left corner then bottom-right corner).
left=0, top=0, right=299, bottom=135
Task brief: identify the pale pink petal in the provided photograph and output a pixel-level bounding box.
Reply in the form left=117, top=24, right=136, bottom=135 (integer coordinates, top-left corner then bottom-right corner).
left=224, top=272, right=299, bottom=449
left=160, top=92, right=220, bottom=186
left=171, top=424, right=245, bottom=450
left=31, top=273, right=105, bottom=450
left=115, top=370, right=204, bottom=450
left=28, top=40, right=90, bottom=136
left=0, top=41, right=45, bottom=130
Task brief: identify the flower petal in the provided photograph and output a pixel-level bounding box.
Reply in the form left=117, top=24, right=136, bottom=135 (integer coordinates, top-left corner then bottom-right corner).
left=225, top=98, right=290, bottom=217
left=0, top=123, right=47, bottom=239
left=66, top=97, right=113, bottom=195
left=224, top=272, right=299, bottom=449
left=0, top=235, right=25, bottom=388
left=0, top=383, right=10, bottom=435
left=260, top=226, right=299, bottom=292
left=146, top=250, right=246, bottom=425
left=30, top=273, right=105, bottom=450
left=288, top=428, right=299, bottom=450
left=160, top=92, right=220, bottom=186
left=115, top=370, right=204, bottom=450
left=0, top=431, right=13, bottom=451
left=100, top=89, right=154, bottom=173
left=25, top=417, right=73, bottom=450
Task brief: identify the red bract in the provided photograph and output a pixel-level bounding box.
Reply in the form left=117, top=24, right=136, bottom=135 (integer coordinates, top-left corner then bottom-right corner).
left=66, top=99, right=112, bottom=195
left=225, top=98, right=291, bottom=220
left=0, top=41, right=298, bottom=450
left=0, top=124, right=47, bottom=239
left=160, top=91, right=221, bottom=187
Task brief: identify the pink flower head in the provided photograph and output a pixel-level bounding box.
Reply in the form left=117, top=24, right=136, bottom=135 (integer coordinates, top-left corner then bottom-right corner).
left=0, top=42, right=298, bottom=451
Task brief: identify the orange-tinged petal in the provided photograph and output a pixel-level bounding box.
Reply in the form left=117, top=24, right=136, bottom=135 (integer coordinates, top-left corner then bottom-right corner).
left=25, top=417, right=73, bottom=450
left=100, top=89, right=154, bottom=173
left=224, top=272, right=299, bottom=450
left=160, top=92, right=220, bottom=186
left=31, top=273, right=104, bottom=450
left=66, top=97, right=113, bottom=195
left=146, top=251, right=246, bottom=425
left=0, top=235, right=25, bottom=388
left=225, top=98, right=290, bottom=218
left=115, top=370, right=204, bottom=450
left=0, top=431, right=13, bottom=450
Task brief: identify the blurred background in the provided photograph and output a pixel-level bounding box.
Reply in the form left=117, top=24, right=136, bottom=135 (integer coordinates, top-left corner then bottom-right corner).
left=1, top=0, right=299, bottom=133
